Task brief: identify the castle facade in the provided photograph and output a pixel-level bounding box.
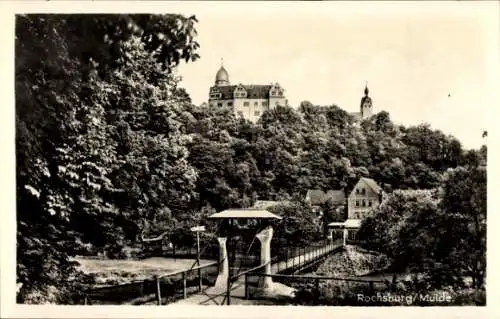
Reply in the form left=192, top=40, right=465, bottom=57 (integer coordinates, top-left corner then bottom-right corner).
left=207, top=62, right=287, bottom=122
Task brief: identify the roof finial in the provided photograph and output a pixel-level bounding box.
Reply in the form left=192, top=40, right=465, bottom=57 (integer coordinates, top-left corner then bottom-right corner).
left=221, top=57, right=224, bottom=67
left=364, top=81, right=369, bottom=96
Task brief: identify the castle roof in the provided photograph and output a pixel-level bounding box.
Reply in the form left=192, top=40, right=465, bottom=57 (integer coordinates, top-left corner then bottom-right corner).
left=215, top=66, right=229, bottom=83
left=210, top=84, right=273, bottom=100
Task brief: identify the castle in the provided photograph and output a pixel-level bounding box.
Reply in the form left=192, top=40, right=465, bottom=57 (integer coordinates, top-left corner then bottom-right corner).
left=205, top=61, right=373, bottom=122
left=206, top=61, right=288, bottom=122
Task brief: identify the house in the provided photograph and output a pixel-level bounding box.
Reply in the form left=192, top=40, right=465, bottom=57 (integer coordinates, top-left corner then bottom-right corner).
left=346, top=177, right=383, bottom=220
left=306, top=177, right=384, bottom=244
left=304, top=189, right=345, bottom=217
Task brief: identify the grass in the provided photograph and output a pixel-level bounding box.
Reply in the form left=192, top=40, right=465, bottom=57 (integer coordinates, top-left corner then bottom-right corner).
left=72, top=257, right=215, bottom=286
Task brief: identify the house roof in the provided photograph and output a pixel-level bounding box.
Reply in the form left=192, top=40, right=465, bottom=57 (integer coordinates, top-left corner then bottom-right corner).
left=327, top=190, right=346, bottom=202
left=358, top=177, right=382, bottom=194
left=306, top=189, right=345, bottom=205
left=252, top=200, right=291, bottom=209
left=208, top=209, right=282, bottom=219
left=307, top=178, right=382, bottom=204
left=210, top=84, right=273, bottom=100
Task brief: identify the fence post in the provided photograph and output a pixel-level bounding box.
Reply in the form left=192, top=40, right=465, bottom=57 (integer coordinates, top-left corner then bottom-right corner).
left=227, top=276, right=231, bottom=305
left=315, top=278, right=320, bottom=296
left=285, top=248, right=288, bottom=270
left=244, top=273, right=248, bottom=299
left=155, top=276, right=162, bottom=305
left=84, top=295, right=88, bottom=305
left=198, top=267, right=202, bottom=293
left=182, top=271, right=187, bottom=299
left=173, top=244, right=176, bottom=261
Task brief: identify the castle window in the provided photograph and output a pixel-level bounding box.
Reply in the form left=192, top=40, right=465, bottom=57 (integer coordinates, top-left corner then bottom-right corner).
left=361, top=188, right=366, bottom=195
left=262, top=101, right=268, bottom=107
left=355, top=200, right=359, bottom=207
left=243, top=101, right=249, bottom=106
left=362, top=200, right=366, bottom=207
left=356, top=189, right=360, bottom=194
left=227, top=102, right=233, bottom=107
left=254, top=101, right=258, bottom=106
left=368, top=201, right=372, bottom=207
left=254, top=111, right=260, bottom=116
left=237, top=111, right=243, bottom=117
left=217, top=103, right=222, bottom=107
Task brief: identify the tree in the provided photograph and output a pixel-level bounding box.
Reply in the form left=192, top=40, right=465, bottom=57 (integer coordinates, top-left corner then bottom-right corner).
left=357, top=190, right=442, bottom=274
left=269, top=201, right=323, bottom=248
left=16, top=14, right=200, bottom=303
left=440, top=165, right=486, bottom=289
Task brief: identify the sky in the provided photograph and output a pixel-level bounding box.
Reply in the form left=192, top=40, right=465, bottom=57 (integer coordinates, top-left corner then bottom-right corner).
left=174, top=1, right=498, bottom=150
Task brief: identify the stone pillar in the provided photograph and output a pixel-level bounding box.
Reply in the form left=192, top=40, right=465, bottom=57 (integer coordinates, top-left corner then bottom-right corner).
left=256, top=226, right=273, bottom=289
left=343, top=228, right=348, bottom=246
left=214, top=237, right=229, bottom=289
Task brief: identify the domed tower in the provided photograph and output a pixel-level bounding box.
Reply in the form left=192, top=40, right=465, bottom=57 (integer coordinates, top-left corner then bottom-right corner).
left=215, top=58, right=229, bottom=86
left=360, top=82, right=373, bottom=119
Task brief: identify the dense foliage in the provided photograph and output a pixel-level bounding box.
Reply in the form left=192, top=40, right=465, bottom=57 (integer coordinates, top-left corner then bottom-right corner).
left=358, top=163, right=486, bottom=292
left=16, top=14, right=486, bottom=304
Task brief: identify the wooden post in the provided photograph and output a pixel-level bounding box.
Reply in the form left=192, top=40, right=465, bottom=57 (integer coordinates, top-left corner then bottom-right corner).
left=182, top=271, right=187, bottom=299
left=173, top=244, right=176, bottom=261
left=197, top=231, right=202, bottom=292
left=156, top=276, right=162, bottom=305
left=369, top=281, right=374, bottom=294
left=244, top=273, right=249, bottom=299
left=84, top=295, right=88, bottom=305
left=315, top=278, right=320, bottom=295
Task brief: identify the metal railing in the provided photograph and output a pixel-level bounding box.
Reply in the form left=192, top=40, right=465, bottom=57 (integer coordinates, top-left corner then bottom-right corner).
left=271, top=240, right=343, bottom=274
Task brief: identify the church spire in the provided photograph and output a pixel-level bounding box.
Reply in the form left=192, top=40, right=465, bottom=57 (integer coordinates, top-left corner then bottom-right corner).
left=360, top=81, right=373, bottom=119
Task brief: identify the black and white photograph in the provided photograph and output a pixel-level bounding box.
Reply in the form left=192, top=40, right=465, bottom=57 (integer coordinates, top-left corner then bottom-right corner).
left=1, top=0, right=498, bottom=317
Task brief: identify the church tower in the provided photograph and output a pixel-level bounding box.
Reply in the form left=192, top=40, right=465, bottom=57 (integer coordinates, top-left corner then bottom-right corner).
left=360, top=82, right=373, bottom=119
left=214, top=58, right=230, bottom=87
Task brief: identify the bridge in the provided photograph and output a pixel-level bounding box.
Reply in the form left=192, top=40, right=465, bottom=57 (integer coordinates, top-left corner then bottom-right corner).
left=80, top=209, right=349, bottom=305
left=170, top=241, right=342, bottom=305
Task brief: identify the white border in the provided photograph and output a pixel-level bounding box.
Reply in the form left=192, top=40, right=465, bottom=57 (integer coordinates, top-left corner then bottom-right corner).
left=1, top=1, right=499, bottom=318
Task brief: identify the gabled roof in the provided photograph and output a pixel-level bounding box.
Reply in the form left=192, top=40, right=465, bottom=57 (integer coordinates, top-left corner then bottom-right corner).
left=209, top=84, right=273, bottom=100
left=358, top=177, right=382, bottom=194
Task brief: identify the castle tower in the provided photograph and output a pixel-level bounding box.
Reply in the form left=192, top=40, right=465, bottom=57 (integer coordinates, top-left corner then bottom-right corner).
left=360, top=82, right=373, bottom=119
left=215, top=58, right=230, bottom=86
